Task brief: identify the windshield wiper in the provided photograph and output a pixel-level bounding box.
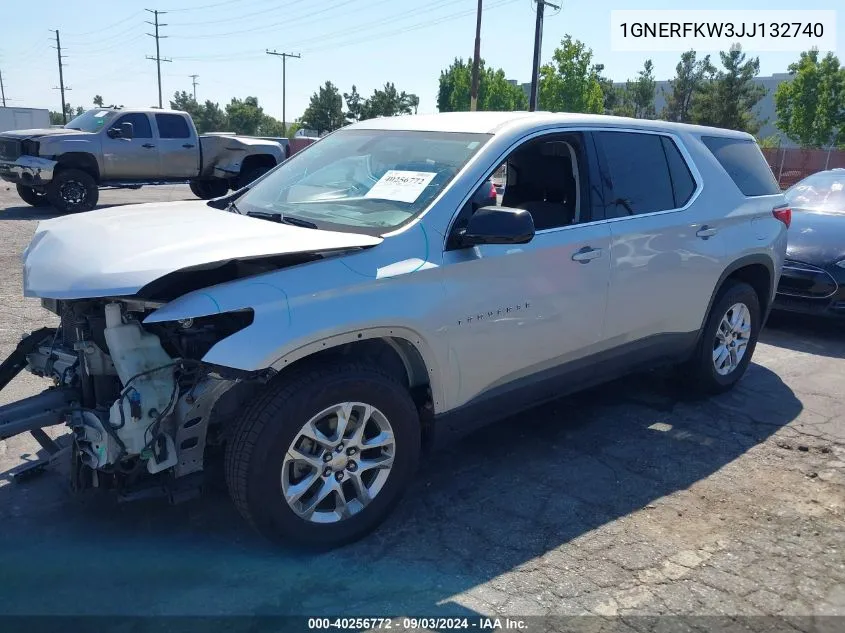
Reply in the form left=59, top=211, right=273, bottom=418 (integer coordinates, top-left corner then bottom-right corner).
left=246, top=210, right=318, bottom=229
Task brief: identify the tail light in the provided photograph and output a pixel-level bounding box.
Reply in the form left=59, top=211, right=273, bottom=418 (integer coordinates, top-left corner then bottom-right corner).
left=489, top=181, right=497, bottom=198
left=773, top=206, right=791, bottom=228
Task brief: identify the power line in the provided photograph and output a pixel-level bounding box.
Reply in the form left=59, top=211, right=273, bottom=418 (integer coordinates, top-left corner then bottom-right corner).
left=529, top=0, right=559, bottom=111
left=62, top=12, right=144, bottom=39
left=266, top=51, right=300, bottom=136
left=167, top=0, right=307, bottom=27
left=189, top=74, right=199, bottom=100
left=145, top=9, right=172, bottom=108
left=51, top=30, right=70, bottom=123
left=162, top=0, right=252, bottom=12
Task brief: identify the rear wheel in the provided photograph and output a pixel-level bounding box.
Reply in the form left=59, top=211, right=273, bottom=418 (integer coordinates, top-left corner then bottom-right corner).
left=189, top=179, right=229, bottom=200
left=225, top=362, right=420, bottom=548
left=237, top=164, right=272, bottom=190
left=46, top=168, right=99, bottom=213
left=681, top=280, right=761, bottom=395
left=16, top=184, right=49, bottom=207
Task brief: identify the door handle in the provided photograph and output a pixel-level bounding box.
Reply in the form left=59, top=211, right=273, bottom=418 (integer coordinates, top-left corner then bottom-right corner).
left=141, top=143, right=156, bottom=149
left=182, top=143, right=195, bottom=148
left=696, top=225, right=718, bottom=239
left=571, top=246, right=602, bottom=263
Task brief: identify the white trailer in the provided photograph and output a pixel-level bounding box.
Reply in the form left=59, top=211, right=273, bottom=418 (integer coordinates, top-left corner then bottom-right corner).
left=0, top=107, right=50, bottom=133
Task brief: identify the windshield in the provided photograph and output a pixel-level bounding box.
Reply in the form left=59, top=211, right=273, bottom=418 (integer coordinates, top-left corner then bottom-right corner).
left=786, top=171, right=845, bottom=213
left=237, top=128, right=490, bottom=235
left=64, top=109, right=118, bottom=133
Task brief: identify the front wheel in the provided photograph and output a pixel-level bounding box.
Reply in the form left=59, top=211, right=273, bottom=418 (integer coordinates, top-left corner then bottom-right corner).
left=189, top=179, right=229, bottom=200
left=45, top=169, right=99, bottom=213
left=16, top=184, right=50, bottom=207
left=237, top=164, right=272, bottom=190
left=225, top=363, right=421, bottom=548
left=680, top=280, right=761, bottom=395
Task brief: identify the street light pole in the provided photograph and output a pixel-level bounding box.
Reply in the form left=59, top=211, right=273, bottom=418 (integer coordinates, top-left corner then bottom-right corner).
left=529, top=0, right=559, bottom=111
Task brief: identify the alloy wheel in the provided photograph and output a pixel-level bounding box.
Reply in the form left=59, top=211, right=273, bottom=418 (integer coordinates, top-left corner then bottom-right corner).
left=712, top=302, right=751, bottom=376
left=281, top=402, right=395, bottom=523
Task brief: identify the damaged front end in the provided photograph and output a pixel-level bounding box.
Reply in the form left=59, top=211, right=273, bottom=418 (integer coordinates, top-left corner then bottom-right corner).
left=0, top=298, right=264, bottom=500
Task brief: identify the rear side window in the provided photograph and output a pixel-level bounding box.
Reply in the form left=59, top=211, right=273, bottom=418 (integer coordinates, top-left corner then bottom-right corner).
left=113, top=113, right=152, bottom=139
left=155, top=113, right=191, bottom=139
left=701, top=136, right=779, bottom=196
left=660, top=136, right=696, bottom=207
left=594, top=131, right=675, bottom=217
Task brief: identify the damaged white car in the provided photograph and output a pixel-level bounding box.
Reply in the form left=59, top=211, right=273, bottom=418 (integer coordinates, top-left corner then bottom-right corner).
left=0, top=112, right=786, bottom=547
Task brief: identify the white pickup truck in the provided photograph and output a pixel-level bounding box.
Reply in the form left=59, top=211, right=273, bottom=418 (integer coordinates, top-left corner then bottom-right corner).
left=0, top=108, right=287, bottom=212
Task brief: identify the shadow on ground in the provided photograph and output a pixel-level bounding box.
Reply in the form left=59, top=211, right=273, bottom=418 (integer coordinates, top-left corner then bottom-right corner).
left=762, top=311, right=844, bottom=360
left=0, top=356, right=802, bottom=616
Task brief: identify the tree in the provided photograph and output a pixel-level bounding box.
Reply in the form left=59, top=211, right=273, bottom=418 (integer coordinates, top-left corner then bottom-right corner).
left=49, top=103, right=85, bottom=125
left=437, top=58, right=527, bottom=112
left=93, top=95, right=104, bottom=107
left=594, top=64, right=621, bottom=115
left=775, top=49, right=845, bottom=148
left=343, top=85, right=364, bottom=124
left=619, top=59, right=656, bottom=119
left=301, top=81, right=344, bottom=134
left=691, top=46, right=766, bottom=134
left=359, top=82, right=417, bottom=119
left=225, top=96, right=266, bottom=136
left=538, top=36, right=604, bottom=114
left=662, top=51, right=714, bottom=123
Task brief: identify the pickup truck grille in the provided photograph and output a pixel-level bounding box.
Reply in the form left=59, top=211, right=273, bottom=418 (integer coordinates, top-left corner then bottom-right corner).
left=0, top=138, right=21, bottom=161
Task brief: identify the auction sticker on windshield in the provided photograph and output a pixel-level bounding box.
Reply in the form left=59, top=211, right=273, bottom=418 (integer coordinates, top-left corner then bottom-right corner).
left=365, top=170, right=437, bottom=203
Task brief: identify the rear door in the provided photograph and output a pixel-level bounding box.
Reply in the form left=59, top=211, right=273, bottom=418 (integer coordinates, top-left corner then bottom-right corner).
left=595, top=130, right=725, bottom=352
left=154, top=113, right=200, bottom=178
left=100, top=112, right=159, bottom=179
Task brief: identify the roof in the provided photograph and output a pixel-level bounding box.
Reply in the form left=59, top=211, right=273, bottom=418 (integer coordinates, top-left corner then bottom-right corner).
left=349, top=111, right=753, bottom=140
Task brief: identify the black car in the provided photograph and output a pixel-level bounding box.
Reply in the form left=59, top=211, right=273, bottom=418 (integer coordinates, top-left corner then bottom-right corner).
left=773, top=169, right=845, bottom=318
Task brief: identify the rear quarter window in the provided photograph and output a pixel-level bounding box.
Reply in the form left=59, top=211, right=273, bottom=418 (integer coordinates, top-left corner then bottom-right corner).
left=701, top=136, right=779, bottom=197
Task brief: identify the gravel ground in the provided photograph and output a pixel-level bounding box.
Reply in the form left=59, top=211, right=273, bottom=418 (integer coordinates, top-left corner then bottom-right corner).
left=0, top=185, right=843, bottom=627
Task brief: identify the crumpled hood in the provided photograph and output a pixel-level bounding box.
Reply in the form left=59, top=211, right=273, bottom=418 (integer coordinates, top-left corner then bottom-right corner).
left=22, top=200, right=382, bottom=299
left=0, top=128, right=85, bottom=140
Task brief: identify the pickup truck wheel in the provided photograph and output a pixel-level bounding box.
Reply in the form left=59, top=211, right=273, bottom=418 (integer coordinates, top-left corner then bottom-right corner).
left=16, top=184, right=50, bottom=207
left=225, top=362, right=421, bottom=548
left=189, top=179, right=229, bottom=200
left=46, top=169, right=98, bottom=213
left=237, top=165, right=272, bottom=190
left=679, top=280, right=761, bottom=396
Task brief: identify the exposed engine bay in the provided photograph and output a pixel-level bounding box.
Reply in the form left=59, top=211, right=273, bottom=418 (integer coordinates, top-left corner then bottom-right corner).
left=7, top=298, right=265, bottom=499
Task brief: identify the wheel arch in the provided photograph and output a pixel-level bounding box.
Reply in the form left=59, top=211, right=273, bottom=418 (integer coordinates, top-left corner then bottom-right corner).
left=240, top=153, right=278, bottom=174
left=698, top=254, right=774, bottom=345
left=54, top=152, right=100, bottom=182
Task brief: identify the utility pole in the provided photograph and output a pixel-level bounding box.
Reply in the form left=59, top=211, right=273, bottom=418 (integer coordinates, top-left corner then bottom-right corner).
left=529, top=0, right=560, bottom=111
left=470, top=0, right=482, bottom=111
left=0, top=67, right=6, bottom=107
left=51, top=30, right=70, bottom=123
left=266, top=50, right=300, bottom=136
left=189, top=74, right=199, bottom=101
left=145, top=9, right=172, bottom=108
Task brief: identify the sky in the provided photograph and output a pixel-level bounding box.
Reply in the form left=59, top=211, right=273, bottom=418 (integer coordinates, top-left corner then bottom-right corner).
left=0, top=0, right=842, bottom=124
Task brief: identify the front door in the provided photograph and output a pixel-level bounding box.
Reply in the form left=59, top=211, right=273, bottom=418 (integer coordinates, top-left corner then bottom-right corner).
left=439, top=131, right=612, bottom=409
left=101, top=112, right=159, bottom=180
left=153, top=112, right=200, bottom=179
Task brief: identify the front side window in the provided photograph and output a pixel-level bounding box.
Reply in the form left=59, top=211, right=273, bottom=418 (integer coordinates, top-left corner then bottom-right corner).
left=155, top=114, right=191, bottom=139
left=237, top=129, right=490, bottom=235
left=595, top=131, right=676, bottom=217
left=786, top=172, right=845, bottom=213
left=113, top=113, right=153, bottom=139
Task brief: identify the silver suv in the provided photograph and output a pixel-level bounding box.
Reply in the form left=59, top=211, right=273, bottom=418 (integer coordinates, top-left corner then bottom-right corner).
left=1, top=112, right=788, bottom=548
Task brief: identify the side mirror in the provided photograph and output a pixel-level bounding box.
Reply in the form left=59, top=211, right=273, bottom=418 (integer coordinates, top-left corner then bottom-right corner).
left=106, top=127, right=121, bottom=138
left=119, top=121, right=134, bottom=140
left=459, top=206, right=535, bottom=247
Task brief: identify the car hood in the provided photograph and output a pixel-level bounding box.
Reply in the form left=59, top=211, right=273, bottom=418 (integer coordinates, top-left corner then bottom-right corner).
left=0, top=128, right=87, bottom=140
left=786, top=208, right=845, bottom=267
left=22, top=200, right=382, bottom=299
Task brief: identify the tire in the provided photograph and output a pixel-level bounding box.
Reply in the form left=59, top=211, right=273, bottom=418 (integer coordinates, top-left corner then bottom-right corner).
left=225, top=362, right=421, bottom=548
left=46, top=168, right=99, bottom=213
left=237, top=164, right=272, bottom=190
left=16, top=184, right=50, bottom=207
left=189, top=179, right=229, bottom=200
left=681, top=280, right=761, bottom=396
